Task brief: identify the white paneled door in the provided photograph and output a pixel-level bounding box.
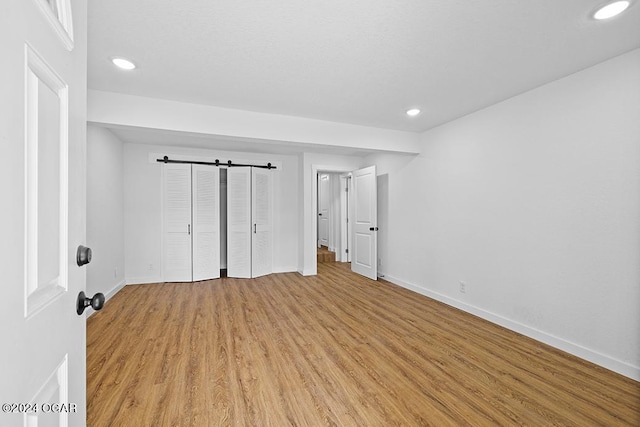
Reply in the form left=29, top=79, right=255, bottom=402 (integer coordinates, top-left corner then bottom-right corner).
left=227, top=167, right=273, bottom=278
left=0, top=0, right=88, bottom=425
left=162, top=163, right=220, bottom=282
left=351, top=166, right=378, bottom=280
left=317, top=174, right=330, bottom=247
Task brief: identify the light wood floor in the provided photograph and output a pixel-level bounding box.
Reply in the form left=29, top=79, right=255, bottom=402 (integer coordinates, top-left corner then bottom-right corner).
left=317, top=246, right=336, bottom=263
left=87, top=263, right=640, bottom=426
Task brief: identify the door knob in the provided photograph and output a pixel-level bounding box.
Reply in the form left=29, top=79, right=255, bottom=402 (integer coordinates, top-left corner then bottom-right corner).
left=76, top=291, right=105, bottom=315
left=76, top=245, right=92, bottom=266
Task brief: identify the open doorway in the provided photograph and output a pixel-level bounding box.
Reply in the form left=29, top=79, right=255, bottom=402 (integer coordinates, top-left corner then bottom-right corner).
left=314, top=165, right=379, bottom=281
left=309, top=163, right=377, bottom=279
left=316, top=172, right=352, bottom=266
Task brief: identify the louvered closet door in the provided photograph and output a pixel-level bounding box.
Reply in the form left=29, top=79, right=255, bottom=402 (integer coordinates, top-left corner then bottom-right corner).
left=252, top=168, right=273, bottom=278
left=227, top=167, right=252, bottom=278
left=192, top=165, right=220, bottom=281
left=163, top=164, right=193, bottom=282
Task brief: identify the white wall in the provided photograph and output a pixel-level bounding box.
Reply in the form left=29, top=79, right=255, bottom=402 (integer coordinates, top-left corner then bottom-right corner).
left=86, top=125, right=125, bottom=307
left=124, top=143, right=163, bottom=283
left=376, top=172, right=390, bottom=277
left=367, top=49, right=640, bottom=380
left=124, top=143, right=299, bottom=284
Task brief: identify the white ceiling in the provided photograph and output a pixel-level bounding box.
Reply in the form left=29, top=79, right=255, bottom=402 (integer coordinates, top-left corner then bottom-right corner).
left=88, top=0, right=640, bottom=134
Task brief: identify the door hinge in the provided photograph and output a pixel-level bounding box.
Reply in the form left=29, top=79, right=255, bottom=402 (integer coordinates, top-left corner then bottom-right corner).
left=345, top=187, right=349, bottom=192
left=345, top=249, right=349, bottom=254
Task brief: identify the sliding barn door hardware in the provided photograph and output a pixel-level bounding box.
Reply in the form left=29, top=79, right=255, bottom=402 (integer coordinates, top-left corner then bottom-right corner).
left=157, top=156, right=276, bottom=170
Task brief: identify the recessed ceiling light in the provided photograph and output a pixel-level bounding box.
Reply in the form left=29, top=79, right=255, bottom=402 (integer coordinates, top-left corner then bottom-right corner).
left=406, top=108, right=421, bottom=117
left=593, top=1, right=630, bottom=20
left=111, top=57, right=136, bottom=70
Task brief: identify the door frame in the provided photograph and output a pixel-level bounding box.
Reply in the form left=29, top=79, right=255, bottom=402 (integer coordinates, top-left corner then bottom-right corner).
left=309, top=164, right=354, bottom=276
left=339, top=174, right=352, bottom=263
left=317, top=173, right=331, bottom=249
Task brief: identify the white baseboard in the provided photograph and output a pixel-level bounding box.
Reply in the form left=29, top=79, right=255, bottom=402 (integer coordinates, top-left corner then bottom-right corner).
left=85, top=279, right=126, bottom=318
left=273, top=266, right=298, bottom=274
left=125, top=275, right=164, bottom=285
left=382, top=274, right=640, bottom=382
left=299, top=268, right=316, bottom=276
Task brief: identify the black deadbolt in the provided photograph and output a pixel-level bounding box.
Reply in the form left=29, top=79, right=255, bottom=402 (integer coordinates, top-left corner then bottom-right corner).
left=76, top=245, right=92, bottom=266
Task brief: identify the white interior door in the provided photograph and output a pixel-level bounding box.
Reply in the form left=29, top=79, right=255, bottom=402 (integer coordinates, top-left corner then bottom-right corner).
left=192, top=165, right=220, bottom=281
left=340, top=174, right=352, bottom=263
left=0, top=0, right=88, bottom=425
left=227, top=167, right=252, bottom=278
left=163, top=164, right=193, bottom=282
left=351, top=166, right=378, bottom=280
left=252, top=168, right=273, bottom=278
left=318, top=173, right=330, bottom=247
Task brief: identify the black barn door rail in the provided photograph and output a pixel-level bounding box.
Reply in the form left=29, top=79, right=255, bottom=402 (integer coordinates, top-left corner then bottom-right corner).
left=157, top=155, right=276, bottom=169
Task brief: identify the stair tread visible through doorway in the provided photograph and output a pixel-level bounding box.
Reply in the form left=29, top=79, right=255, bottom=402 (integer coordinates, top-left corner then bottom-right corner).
left=317, top=246, right=336, bottom=263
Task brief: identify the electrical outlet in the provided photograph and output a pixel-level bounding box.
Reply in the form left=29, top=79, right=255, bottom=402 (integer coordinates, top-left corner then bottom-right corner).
left=459, top=281, right=466, bottom=294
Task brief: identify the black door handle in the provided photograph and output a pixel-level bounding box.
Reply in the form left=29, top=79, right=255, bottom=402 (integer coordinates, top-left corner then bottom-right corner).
left=76, top=291, right=105, bottom=315
left=369, top=227, right=379, bottom=231
left=318, top=213, right=322, bottom=216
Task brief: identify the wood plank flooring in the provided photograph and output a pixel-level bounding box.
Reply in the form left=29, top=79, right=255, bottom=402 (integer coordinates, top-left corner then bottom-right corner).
left=317, top=246, right=336, bottom=263
left=87, top=263, right=640, bottom=426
